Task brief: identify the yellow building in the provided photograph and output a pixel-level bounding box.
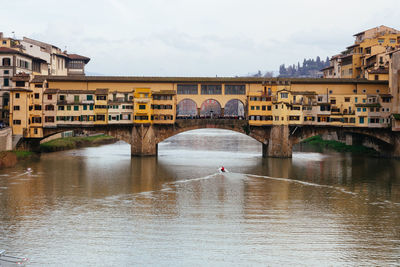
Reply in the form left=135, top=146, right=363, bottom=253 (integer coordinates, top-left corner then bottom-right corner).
left=324, top=26, right=400, bottom=80
left=133, top=88, right=152, bottom=124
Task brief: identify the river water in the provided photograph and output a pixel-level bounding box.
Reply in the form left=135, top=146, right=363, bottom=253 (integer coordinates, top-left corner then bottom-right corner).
left=0, top=129, right=400, bottom=266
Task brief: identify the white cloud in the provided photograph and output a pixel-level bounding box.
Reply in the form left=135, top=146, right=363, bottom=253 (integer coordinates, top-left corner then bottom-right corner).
left=0, top=0, right=399, bottom=76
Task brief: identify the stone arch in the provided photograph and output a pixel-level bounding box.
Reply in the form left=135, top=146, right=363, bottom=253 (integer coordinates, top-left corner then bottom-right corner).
left=224, top=99, right=245, bottom=118
left=290, top=126, right=396, bottom=155
left=154, top=120, right=268, bottom=145
left=41, top=125, right=133, bottom=145
left=200, top=99, right=221, bottom=117
left=177, top=99, right=197, bottom=117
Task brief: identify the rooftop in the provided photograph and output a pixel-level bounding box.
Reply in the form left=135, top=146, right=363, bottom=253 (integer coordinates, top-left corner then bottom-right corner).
left=31, top=76, right=388, bottom=85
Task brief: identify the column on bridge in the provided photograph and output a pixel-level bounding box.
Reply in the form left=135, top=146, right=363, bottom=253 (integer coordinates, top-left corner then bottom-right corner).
left=131, top=124, right=157, bottom=156
left=264, top=125, right=292, bottom=158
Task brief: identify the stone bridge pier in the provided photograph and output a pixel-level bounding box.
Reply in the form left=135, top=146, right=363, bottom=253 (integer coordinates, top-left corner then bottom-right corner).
left=131, top=125, right=158, bottom=156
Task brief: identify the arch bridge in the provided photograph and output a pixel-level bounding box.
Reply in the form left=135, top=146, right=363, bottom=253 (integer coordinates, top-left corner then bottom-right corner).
left=25, top=120, right=400, bottom=158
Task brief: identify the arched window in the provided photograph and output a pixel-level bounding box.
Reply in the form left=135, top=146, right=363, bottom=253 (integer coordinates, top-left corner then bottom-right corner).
left=177, top=99, right=197, bottom=117
left=2, top=58, right=11, bottom=66
left=224, top=99, right=245, bottom=118
left=200, top=99, right=221, bottom=117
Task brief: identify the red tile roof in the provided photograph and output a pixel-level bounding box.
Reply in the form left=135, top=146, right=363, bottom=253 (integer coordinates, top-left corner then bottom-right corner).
left=0, top=47, right=20, bottom=53
left=67, top=53, right=90, bottom=63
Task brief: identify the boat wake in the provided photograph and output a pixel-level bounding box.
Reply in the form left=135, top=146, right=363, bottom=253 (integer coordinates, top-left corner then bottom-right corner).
left=242, top=173, right=358, bottom=196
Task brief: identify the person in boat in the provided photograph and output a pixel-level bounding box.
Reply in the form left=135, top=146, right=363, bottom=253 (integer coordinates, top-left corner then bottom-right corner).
left=221, top=166, right=225, bottom=172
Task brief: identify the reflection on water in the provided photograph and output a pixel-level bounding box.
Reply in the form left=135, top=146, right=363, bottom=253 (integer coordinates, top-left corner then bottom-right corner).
left=0, top=129, right=400, bottom=266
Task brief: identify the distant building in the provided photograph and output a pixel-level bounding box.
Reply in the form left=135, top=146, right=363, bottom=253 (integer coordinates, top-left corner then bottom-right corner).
left=322, top=25, right=400, bottom=80
left=0, top=33, right=90, bottom=124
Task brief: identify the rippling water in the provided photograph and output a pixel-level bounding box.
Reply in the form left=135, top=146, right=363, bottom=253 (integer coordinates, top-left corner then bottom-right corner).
left=1, top=129, right=400, bottom=266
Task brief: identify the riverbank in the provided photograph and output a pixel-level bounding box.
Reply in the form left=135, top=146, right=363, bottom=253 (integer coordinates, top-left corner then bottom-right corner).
left=40, top=134, right=118, bottom=152
left=0, top=150, right=35, bottom=169
left=300, top=135, right=379, bottom=156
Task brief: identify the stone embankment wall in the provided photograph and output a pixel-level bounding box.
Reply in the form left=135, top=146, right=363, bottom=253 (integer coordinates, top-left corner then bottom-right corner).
left=0, top=127, right=12, bottom=151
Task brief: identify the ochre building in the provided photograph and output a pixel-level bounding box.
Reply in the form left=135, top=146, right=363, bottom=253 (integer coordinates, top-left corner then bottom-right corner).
left=7, top=75, right=391, bottom=138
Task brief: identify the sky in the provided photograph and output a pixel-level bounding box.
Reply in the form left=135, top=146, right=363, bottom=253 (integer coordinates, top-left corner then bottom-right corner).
left=1, top=0, right=399, bottom=77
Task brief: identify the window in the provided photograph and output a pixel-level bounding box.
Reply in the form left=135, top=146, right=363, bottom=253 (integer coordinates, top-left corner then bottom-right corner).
left=225, top=84, right=245, bottom=95
left=67, top=106, right=71, bottom=111
left=251, top=106, right=255, bottom=110
left=177, top=84, right=198, bottom=94
left=390, top=38, right=396, bottom=44
left=4, top=78, right=9, bottom=87
left=135, top=116, right=149, bottom=120
left=45, top=105, right=54, bottom=111
left=60, top=95, right=65, bottom=101
left=362, top=89, right=366, bottom=93
left=139, top=104, right=146, bottom=110
left=378, top=38, right=384, bottom=44
left=32, top=117, right=41, bottom=123
left=329, top=90, right=333, bottom=94
left=256, top=106, right=260, bottom=110
left=95, top=105, right=107, bottom=109
left=13, top=105, right=20, bottom=110
left=90, top=105, right=94, bottom=110
left=15, top=93, right=20, bottom=98
left=83, top=105, right=87, bottom=110
left=16, top=81, right=26, bottom=87
left=267, top=106, right=271, bottom=111
left=74, top=95, right=79, bottom=102
left=74, top=106, right=79, bottom=111
left=96, top=115, right=106, bottom=121
left=87, top=95, right=93, bottom=100
left=375, top=75, right=379, bottom=80
left=45, top=116, right=54, bottom=123
left=34, top=93, right=40, bottom=99
left=262, top=106, right=266, bottom=111
left=47, top=94, right=53, bottom=100
left=96, top=95, right=107, bottom=100
left=345, top=97, right=350, bottom=102
left=201, top=85, right=222, bottom=95
left=2, top=58, right=11, bottom=66
left=363, top=108, right=366, bottom=112
left=355, top=97, right=358, bottom=103
left=357, top=108, right=361, bottom=112
left=34, top=105, right=41, bottom=110
left=58, top=106, right=65, bottom=110
left=13, top=120, right=21, bottom=125
left=280, top=93, right=288, bottom=98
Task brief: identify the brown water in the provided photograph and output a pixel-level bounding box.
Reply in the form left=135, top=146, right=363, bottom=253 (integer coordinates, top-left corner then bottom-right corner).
left=0, top=129, right=400, bottom=266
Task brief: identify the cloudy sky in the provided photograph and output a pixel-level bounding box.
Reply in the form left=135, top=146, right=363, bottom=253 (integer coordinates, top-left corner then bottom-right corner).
left=1, top=0, right=399, bottom=76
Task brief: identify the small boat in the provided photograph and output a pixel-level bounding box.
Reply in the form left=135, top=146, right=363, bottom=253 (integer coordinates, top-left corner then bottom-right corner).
left=0, top=250, right=28, bottom=265
left=219, top=167, right=228, bottom=173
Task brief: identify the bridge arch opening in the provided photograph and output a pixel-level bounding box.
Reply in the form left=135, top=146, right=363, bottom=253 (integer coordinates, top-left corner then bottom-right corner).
left=224, top=99, right=245, bottom=118
left=177, top=99, right=198, bottom=118
left=200, top=99, right=221, bottom=118
left=291, top=129, right=393, bottom=156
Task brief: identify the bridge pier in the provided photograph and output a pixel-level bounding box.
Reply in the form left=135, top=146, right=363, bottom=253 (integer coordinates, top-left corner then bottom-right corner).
left=131, top=124, right=157, bottom=156
left=264, top=125, right=292, bottom=158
